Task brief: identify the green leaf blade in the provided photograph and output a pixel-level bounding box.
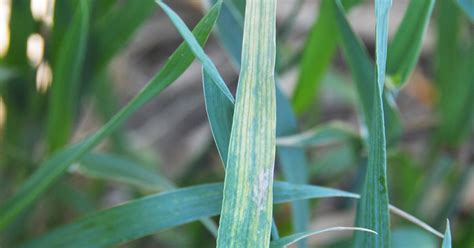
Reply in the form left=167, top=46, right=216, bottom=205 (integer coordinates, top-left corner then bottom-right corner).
left=210, top=1, right=313, bottom=243
left=20, top=182, right=358, bottom=248
left=76, top=153, right=174, bottom=191
left=0, top=5, right=221, bottom=231
left=216, top=0, right=278, bottom=246
left=157, top=1, right=234, bottom=104
left=291, top=0, right=338, bottom=114
left=77, top=152, right=219, bottom=236
left=202, top=70, right=234, bottom=165
left=46, top=0, right=91, bottom=152
left=435, top=0, right=474, bottom=147
left=442, top=220, right=451, bottom=248
left=387, top=0, right=435, bottom=87
left=276, top=121, right=359, bottom=147
left=205, top=1, right=312, bottom=244
left=19, top=181, right=441, bottom=248
left=270, top=227, right=376, bottom=248
left=332, top=0, right=401, bottom=148
left=92, top=0, right=156, bottom=71
left=353, top=0, right=392, bottom=247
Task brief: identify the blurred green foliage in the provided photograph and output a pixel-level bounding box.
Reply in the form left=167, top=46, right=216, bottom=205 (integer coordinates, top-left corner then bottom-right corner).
left=0, top=0, right=472, bottom=247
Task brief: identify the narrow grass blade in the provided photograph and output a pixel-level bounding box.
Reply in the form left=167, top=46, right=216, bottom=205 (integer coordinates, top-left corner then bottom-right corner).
left=0, top=5, right=221, bottom=231
left=291, top=0, right=362, bottom=114
left=74, top=153, right=174, bottom=191
left=20, top=181, right=439, bottom=248
left=270, top=227, right=377, bottom=248
left=291, top=0, right=339, bottom=114
left=158, top=3, right=279, bottom=239
left=332, top=1, right=401, bottom=147
left=46, top=0, right=90, bottom=152
left=388, top=205, right=443, bottom=239
left=157, top=1, right=234, bottom=104
left=49, top=0, right=75, bottom=63
left=332, top=0, right=392, bottom=246
left=92, top=0, right=156, bottom=71
left=202, top=70, right=234, bottom=165
left=457, top=0, right=474, bottom=21
left=201, top=20, right=271, bottom=241
left=434, top=0, right=474, bottom=147
left=354, top=0, right=391, bottom=246
left=276, top=122, right=359, bottom=147
left=387, top=0, right=435, bottom=87
left=4, top=0, right=34, bottom=69
left=442, top=220, right=451, bottom=248
left=215, top=0, right=277, bottom=246
left=354, top=0, right=392, bottom=247
left=19, top=182, right=358, bottom=248
left=434, top=0, right=462, bottom=148
left=208, top=0, right=244, bottom=67
left=206, top=0, right=311, bottom=244
left=75, top=153, right=218, bottom=237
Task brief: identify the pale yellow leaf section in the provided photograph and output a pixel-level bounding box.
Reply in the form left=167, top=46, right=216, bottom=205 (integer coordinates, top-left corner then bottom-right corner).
left=216, top=0, right=277, bottom=247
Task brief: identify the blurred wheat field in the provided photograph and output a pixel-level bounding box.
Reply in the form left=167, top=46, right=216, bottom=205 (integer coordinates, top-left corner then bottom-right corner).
left=0, top=0, right=472, bottom=247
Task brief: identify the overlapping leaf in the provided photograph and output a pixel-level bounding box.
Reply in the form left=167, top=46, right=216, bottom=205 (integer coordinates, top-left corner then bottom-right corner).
left=20, top=182, right=357, bottom=248
left=205, top=1, right=311, bottom=244
left=387, top=0, right=435, bottom=87
left=19, top=180, right=443, bottom=248
left=270, top=227, right=376, bottom=248
left=0, top=4, right=221, bottom=230
left=276, top=122, right=359, bottom=147
left=291, top=0, right=362, bottom=114
left=92, top=0, right=156, bottom=71
left=442, top=220, right=451, bottom=248
left=75, top=153, right=173, bottom=191
left=156, top=1, right=233, bottom=103
left=353, top=0, right=392, bottom=246
left=46, top=0, right=90, bottom=152
left=202, top=70, right=234, bottom=165
left=75, top=153, right=218, bottom=236
left=291, top=0, right=339, bottom=114
left=332, top=0, right=392, bottom=246
left=435, top=0, right=474, bottom=147
left=215, top=0, right=277, bottom=246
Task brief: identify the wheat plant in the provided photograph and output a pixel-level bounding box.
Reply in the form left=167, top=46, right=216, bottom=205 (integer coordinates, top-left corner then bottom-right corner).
left=0, top=0, right=473, bottom=247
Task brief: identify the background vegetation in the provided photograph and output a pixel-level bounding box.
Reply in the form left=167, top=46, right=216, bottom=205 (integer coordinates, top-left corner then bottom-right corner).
left=0, top=0, right=472, bottom=247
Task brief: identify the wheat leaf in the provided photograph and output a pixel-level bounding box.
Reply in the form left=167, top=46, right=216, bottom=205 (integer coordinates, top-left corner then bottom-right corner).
left=352, top=0, right=392, bottom=246
left=0, top=4, right=221, bottom=231
left=19, top=182, right=356, bottom=248
left=204, top=2, right=311, bottom=243
left=215, top=0, right=277, bottom=246
left=19, top=181, right=442, bottom=248
left=441, top=220, right=452, bottom=248
left=387, top=0, right=435, bottom=87
left=46, top=0, right=90, bottom=152
left=74, top=153, right=174, bottom=192
left=270, top=227, right=376, bottom=248
left=276, top=121, right=359, bottom=147
left=156, top=0, right=234, bottom=104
